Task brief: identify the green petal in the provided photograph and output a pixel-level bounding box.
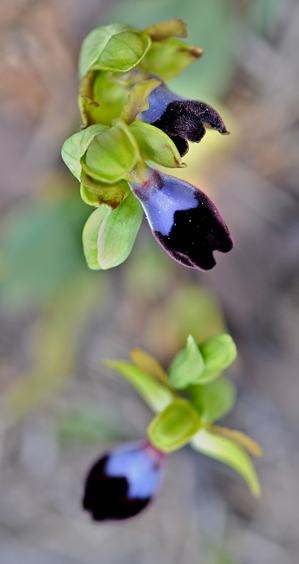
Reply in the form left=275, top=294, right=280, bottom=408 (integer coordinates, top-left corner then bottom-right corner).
left=198, top=334, right=237, bottom=384
left=191, top=429, right=261, bottom=496
left=168, top=335, right=205, bottom=390
left=81, top=120, right=139, bottom=184
left=148, top=398, right=202, bottom=452
left=79, top=23, right=151, bottom=77
left=82, top=192, right=143, bottom=270
left=145, top=38, right=204, bottom=82
left=61, top=124, right=108, bottom=181
left=129, top=121, right=184, bottom=168
left=105, top=360, right=174, bottom=413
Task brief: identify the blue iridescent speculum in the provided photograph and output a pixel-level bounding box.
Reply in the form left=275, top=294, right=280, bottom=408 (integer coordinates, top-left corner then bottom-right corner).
left=83, top=440, right=166, bottom=521
left=128, top=165, right=233, bottom=270
left=141, top=81, right=230, bottom=156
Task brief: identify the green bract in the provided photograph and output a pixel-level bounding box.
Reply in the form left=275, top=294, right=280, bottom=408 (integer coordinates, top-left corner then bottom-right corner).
left=61, top=124, right=108, bottom=181
left=79, top=23, right=151, bottom=78
left=81, top=120, right=139, bottom=184
left=82, top=192, right=143, bottom=270
left=148, top=398, right=202, bottom=452
left=190, top=376, right=236, bottom=423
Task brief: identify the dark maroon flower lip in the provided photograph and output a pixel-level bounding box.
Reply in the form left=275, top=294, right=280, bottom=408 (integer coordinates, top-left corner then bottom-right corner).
left=140, top=82, right=229, bottom=156
left=128, top=167, right=233, bottom=271
left=82, top=440, right=166, bottom=521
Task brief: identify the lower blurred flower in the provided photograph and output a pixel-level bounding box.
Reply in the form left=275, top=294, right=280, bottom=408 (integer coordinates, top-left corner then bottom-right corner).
left=83, top=440, right=167, bottom=521
left=140, top=81, right=229, bottom=156
left=128, top=165, right=233, bottom=270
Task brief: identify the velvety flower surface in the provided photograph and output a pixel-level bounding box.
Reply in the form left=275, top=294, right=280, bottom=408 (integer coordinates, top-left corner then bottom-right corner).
left=128, top=167, right=233, bottom=270
left=83, top=440, right=166, bottom=521
left=141, top=82, right=229, bottom=156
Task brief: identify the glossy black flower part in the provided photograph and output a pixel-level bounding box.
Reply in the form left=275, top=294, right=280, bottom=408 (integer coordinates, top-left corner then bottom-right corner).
left=128, top=166, right=233, bottom=270
left=140, top=81, right=229, bottom=156
left=83, top=440, right=166, bottom=521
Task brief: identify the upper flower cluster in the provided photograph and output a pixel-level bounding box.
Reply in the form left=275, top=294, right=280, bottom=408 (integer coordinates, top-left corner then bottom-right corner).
left=62, top=18, right=233, bottom=271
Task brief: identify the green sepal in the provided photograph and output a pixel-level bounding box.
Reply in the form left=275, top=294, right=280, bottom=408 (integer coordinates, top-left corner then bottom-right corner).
left=79, top=71, right=128, bottom=127
left=147, top=398, right=202, bottom=452
left=145, top=38, right=204, bottom=82
left=144, top=17, right=187, bottom=41
left=105, top=360, right=174, bottom=413
left=189, top=376, right=236, bottom=423
left=129, top=121, right=184, bottom=168
left=82, top=192, right=143, bottom=270
left=121, top=78, right=161, bottom=125
left=80, top=177, right=130, bottom=209
left=79, top=23, right=151, bottom=78
left=168, top=335, right=205, bottom=390
left=81, top=120, right=139, bottom=184
left=198, top=334, right=237, bottom=384
left=191, top=429, right=261, bottom=497
left=61, top=124, right=108, bottom=181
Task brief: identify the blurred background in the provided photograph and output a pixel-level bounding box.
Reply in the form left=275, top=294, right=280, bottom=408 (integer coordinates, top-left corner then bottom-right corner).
left=1, top=0, right=299, bottom=562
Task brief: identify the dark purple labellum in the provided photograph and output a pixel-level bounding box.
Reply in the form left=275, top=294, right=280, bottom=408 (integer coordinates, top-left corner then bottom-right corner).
left=82, top=440, right=166, bottom=521
left=129, top=167, right=233, bottom=270
left=141, top=82, right=229, bottom=156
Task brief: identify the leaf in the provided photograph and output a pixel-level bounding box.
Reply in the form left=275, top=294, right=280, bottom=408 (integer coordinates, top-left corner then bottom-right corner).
left=129, top=121, right=184, bottom=168
left=168, top=335, right=205, bottom=389
left=121, top=78, right=161, bottom=125
left=148, top=398, right=202, bottom=452
left=105, top=360, right=174, bottom=413
left=82, top=192, right=143, bottom=270
left=198, top=334, right=237, bottom=384
left=61, top=125, right=108, bottom=181
left=81, top=120, right=139, bottom=184
left=130, top=348, right=169, bottom=386
left=144, top=17, right=187, bottom=40
left=211, top=426, right=263, bottom=457
left=57, top=407, right=124, bottom=446
left=190, top=376, right=236, bottom=422
left=191, top=429, right=261, bottom=496
left=79, top=23, right=151, bottom=78
left=145, top=38, right=204, bottom=82
left=80, top=180, right=130, bottom=209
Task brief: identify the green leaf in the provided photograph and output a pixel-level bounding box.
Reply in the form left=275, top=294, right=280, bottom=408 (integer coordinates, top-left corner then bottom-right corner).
left=121, top=78, right=161, bottom=125
left=191, top=429, right=261, bottom=496
left=57, top=407, right=124, bottom=446
left=79, top=71, right=128, bottom=127
left=81, top=120, right=139, bottom=184
left=61, top=124, right=108, bottom=181
left=168, top=335, right=205, bottom=390
left=148, top=398, right=202, bottom=452
left=80, top=179, right=130, bottom=209
left=198, top=334, right=237, bottom=384
left=144, top=17, right=187, bottom=40
left=105, top=360, right=174, bottom=413
left=190, top=376, right=236, bottom=422
left=82, top=192, right=143, bottom=270
left=79, top=23, right=151, bottom=78
left=145, top=38, right=204, bottom=82
left=129, top=121, right=184, bottom=168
